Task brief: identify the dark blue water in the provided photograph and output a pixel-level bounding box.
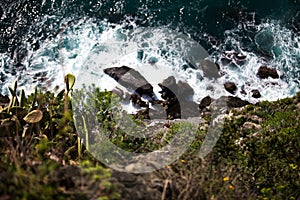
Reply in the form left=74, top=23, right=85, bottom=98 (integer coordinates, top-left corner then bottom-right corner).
left=0, top=0, right=299, bottom=100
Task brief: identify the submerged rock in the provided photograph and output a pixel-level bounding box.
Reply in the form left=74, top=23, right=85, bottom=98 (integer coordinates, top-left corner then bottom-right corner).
left=104, top=66, right=154, bottom=97
left=257, top=66, right=279, bottom=79
left=197, top=60, right=220, bottom=79
left=255, top=30, right=274, bottom=55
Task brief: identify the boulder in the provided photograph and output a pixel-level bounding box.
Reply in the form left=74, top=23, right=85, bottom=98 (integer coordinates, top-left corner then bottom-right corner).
left=257, top=66, right=279, bottom=79
left=199, top=96, right=212, bottom=109
left=251, top=90, right=261, bottom=98
left=158, top=76, right=181, bottom=119
left=162, top=98, right=181, bottom=120
left=226, top=96, right=250, bottom=108
left=130, top=94, right=148, bottom=108
left=158, top=76, right=177, bottom=99
left=224, top=82, right=237, bottom=94
left=158, top=76, right=199, bottom=119
left=104, top=66, right=154, bottom=97
left=177, top=80, right=194, bottom=100
left=198, top=60, right=220, bottom=79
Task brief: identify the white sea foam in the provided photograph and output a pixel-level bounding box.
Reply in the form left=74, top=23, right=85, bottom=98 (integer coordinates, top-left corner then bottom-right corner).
left=0, top=18, right=299, bottom=107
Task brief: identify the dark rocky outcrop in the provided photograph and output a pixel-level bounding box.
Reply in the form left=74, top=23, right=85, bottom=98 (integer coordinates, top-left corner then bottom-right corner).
left=130, top=94, right=148, bottom=108
left=224, top=82, right=237, bottom=94
left=104, top=66, right=154, bottom=97
left=198, top=60, right=220, bottom=79
left=226, top=96, right=250, bottom=108
left=157, top=76, right=199, bottom=119
left=222, top=51, right=247, bottom=66
left=158, top=76, right=177, bottom=99
left=199, top=96, right=212, bottom=110
left=257, top=66, right=279, bottom=79
left=251, top=89, right=261, bottom=98
left=0, top=94, right=10, bottom=107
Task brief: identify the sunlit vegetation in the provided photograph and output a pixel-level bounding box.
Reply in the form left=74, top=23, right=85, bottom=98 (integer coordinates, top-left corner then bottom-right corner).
left=0, top=76, right=299, bottom=199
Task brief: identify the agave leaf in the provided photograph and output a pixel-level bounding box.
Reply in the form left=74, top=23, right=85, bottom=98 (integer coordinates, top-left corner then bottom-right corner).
left=23, top=110, right=43, bottom=123
left=0, top=106, right=2, bottom=113
left=56, top=89, right=65, bottom=100
left=8, top=87, right=16, bottom=97
left=65, top=74, right=76, bottom=93
left=13, top=81, right=17, bottom=93
left=31, top=87, right=38, bottom=108
left=20, top=89, right=27, bottom=107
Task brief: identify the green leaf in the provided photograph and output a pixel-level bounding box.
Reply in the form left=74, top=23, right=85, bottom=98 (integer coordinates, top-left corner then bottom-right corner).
left=20, top=89, right=27, bottom=107
left=65, top=74, right=76, bottom=93
left=23, top=110, right=43, bottom=123
left=8, top=87, right=16, bottom=97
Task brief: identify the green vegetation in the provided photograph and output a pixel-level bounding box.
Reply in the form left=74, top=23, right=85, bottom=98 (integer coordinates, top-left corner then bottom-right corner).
left=0, top=79, right=120, bottom=200
left=0, top=77, right=299, bottom=199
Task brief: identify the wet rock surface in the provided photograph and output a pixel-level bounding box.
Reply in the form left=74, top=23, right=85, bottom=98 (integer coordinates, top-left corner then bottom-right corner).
left=199, top=96, right=212, bottom=109
left=197, top=60, right=220, bottom=79
left=104, top=66, right=154, bottom=97
left=224, top=82, right=237, bottom=94
left=251, top=89, right=261, bottom=98
left=257, top=66, right=279, bottom=79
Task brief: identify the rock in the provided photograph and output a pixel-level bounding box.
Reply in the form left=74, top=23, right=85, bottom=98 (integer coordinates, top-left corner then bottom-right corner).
left=224, top=82, right=237, bottom=94
left=199, top=96, right=212, bottom=109
left=158, top=76, right=177, bottom=99
left=225, top=96, right=250, bottom=108
left=177, top=80, right=194, bottom=100
left=251, top=89, right=261, bottom=98
left=111, top=87, right=131, bottom=100
left=164, top=100, right=181, bottom=120
left=104, top=66, right=154, bottom=97
left=158, top=77, right=198, bottom=119
left=158, top=76, right=181, bottom=119
left=255, top=30, right=274, bottom=55
left=257, top=66, right=279, bottom=79
left=198, top=60, right=220, bottom=79
left=180, top=101, right=199, bottom=118
left=130, top=94, right=148, bottom=108
left=223, top=51, right=247, bottom=65
left=0, top=94, right=9, bottom=107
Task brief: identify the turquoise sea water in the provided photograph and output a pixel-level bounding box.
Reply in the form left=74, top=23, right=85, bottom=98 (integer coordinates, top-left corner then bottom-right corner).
left=0, top=0, right=299, bottom=101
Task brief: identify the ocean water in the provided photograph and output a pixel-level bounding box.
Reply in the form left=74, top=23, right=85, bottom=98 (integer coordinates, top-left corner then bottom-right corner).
left=0, top=0, right=299, bottom=103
